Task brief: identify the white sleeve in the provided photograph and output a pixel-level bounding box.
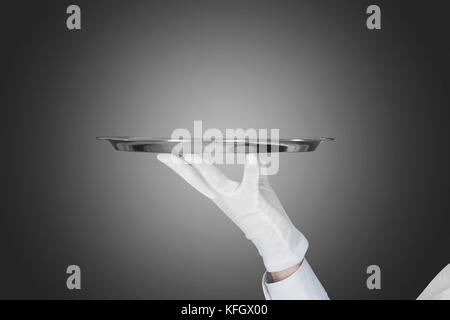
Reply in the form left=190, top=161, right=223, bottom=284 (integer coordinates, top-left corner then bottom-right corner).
left=262, top=259, right=329, bottom=300
left=417, top=263, right=450, bottom=300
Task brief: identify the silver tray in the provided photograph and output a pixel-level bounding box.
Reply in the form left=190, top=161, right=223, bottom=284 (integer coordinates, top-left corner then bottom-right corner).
left=97, top=137, right=334, bottom=154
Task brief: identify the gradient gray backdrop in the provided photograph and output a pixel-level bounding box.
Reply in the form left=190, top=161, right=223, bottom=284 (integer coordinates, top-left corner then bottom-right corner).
left=1, top=0, right=449, bottom=299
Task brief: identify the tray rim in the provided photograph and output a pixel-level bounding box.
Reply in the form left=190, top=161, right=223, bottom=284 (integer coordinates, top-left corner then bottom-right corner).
left=97, top=136, right=335, bottom=143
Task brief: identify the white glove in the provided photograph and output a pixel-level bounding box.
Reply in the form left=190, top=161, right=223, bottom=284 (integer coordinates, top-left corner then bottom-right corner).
left=156, top=153, right=308, bottom=272
left=417, top=264, right=450, bottom=300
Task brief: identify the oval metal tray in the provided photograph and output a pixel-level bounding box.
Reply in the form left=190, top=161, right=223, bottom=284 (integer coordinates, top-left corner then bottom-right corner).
left=97, top=137, right=334, bottom=153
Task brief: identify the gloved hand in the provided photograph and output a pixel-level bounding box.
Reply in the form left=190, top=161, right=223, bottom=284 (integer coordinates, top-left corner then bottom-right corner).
left=156, top=153, right=308, bottom=272
left=417, top=264, right=450, bottom=300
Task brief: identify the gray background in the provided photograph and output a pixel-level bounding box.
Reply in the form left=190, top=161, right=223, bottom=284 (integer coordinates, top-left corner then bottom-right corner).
left=1, top=0, right=449, bottom=299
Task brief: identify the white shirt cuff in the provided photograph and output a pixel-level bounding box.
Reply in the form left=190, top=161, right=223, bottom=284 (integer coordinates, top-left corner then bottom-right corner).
left=262, top=259, right=329, bottom=300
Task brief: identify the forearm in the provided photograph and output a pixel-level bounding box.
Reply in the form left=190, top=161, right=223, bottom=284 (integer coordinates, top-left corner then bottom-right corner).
left=262, top=259, right=329, bottom=300
left=270, top=261, right=302, bottom=282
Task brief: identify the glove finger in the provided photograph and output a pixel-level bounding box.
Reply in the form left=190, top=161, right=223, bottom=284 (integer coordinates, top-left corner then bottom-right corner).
left=157, top=153, right=217, bottom=199
left=183, top=153, right=237, bottom=194
left=238, top=153, right=260, bottom=192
